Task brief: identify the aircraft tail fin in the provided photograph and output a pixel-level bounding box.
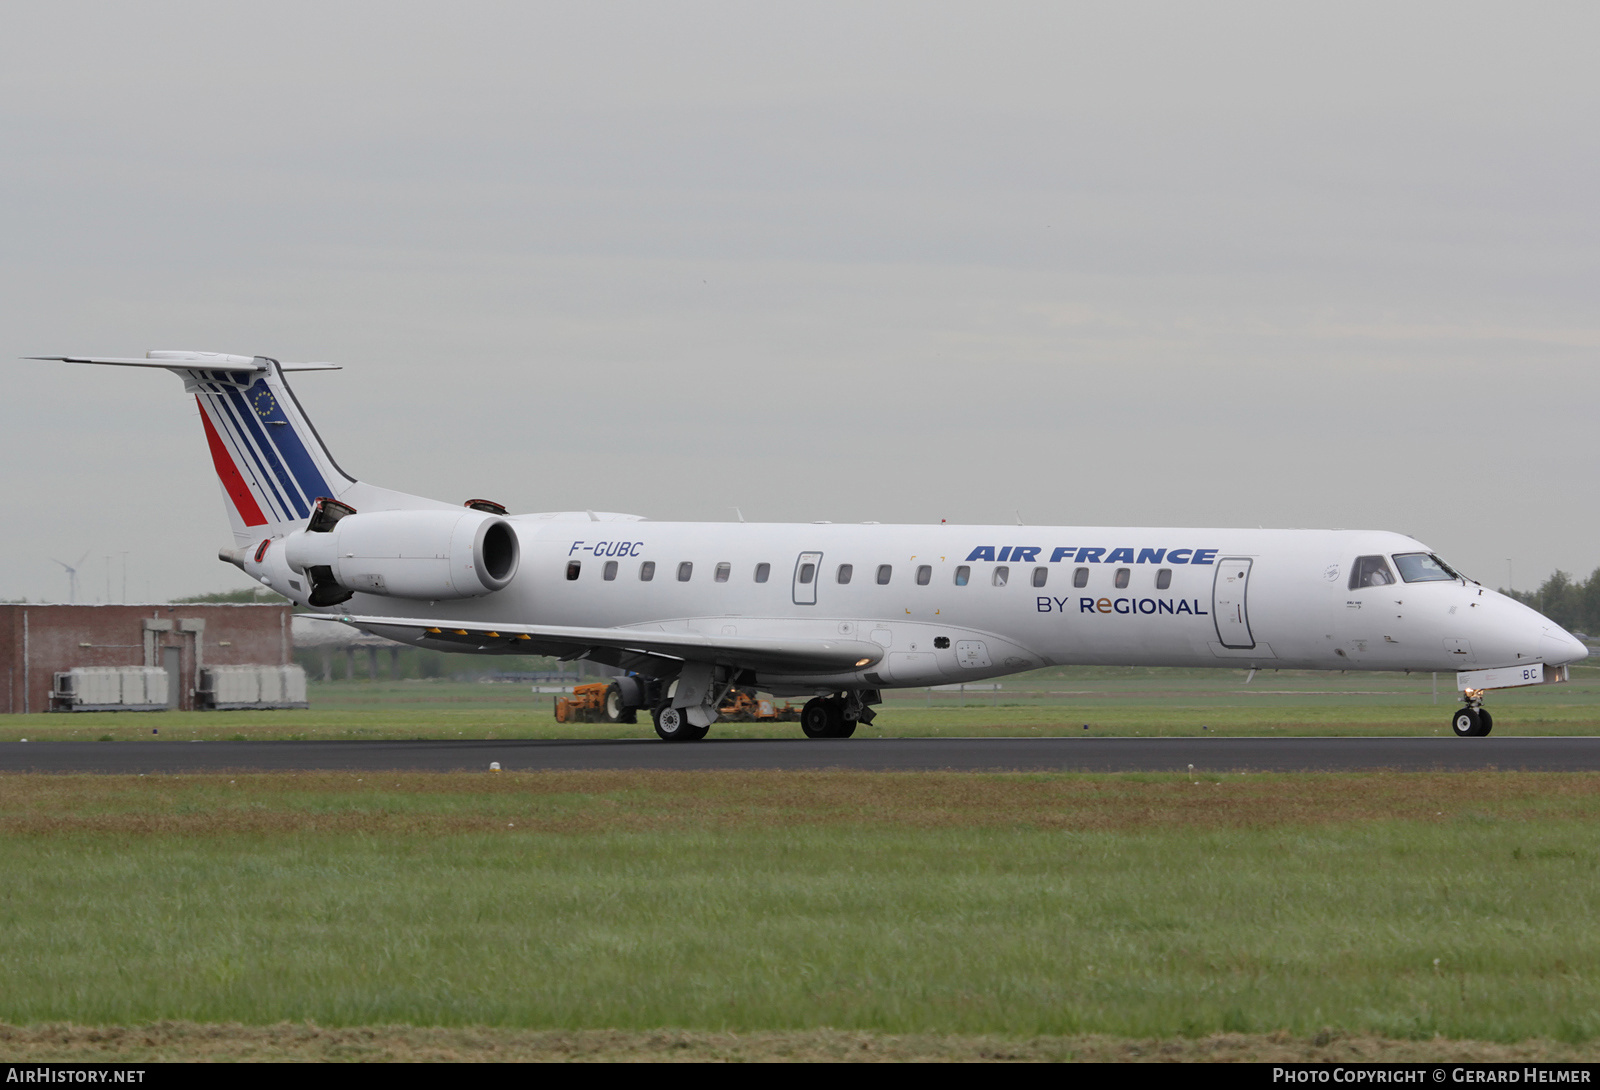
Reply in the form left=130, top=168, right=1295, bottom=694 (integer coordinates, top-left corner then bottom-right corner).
left=34, top=351, right=445, bottom=545
left=180, top=354, right=354, bottom=539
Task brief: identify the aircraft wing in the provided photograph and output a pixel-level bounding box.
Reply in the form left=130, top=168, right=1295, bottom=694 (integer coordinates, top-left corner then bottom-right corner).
left=313, top=613, right=885, bottom=674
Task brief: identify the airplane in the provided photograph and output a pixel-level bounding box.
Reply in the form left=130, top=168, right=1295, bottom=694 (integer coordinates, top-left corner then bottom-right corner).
left=31, top=350, right=1590, bottom=740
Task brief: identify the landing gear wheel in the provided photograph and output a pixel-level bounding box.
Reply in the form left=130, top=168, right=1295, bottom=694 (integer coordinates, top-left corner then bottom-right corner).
left=604, top=683, right=637, bottom=724
left=801, top=698, right=842, bottom=739
left=1451, top=707, right=1484, bottom=738
left=1477, top=709, right=1493, bottom=737
left=653, top=703, right=698, bottom=741
left=833, top=717, right=857, bottom=739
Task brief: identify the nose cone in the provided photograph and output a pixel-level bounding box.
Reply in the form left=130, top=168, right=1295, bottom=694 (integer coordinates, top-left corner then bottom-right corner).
left=1540, top=626, right=1589, bottom=666
left=1476, top=589, right=1589, bottom=669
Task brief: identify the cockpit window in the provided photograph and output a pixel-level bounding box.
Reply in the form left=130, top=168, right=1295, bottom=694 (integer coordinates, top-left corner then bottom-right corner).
left=1393, top=552, right=1459, bottom=583
left=1349, top=555, right=1396, bottom=590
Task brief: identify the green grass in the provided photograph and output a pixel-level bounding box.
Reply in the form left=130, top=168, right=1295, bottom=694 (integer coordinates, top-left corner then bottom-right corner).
left=10, top=826, right=1597, bottom=1036
left=12, top=664, right=1600, bottom=740
left=1, top=772, right=1598, bottom=1041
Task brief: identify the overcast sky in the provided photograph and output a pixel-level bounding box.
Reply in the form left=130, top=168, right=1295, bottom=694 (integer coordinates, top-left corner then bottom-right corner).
left=2, top=2, right=1596, bottom=603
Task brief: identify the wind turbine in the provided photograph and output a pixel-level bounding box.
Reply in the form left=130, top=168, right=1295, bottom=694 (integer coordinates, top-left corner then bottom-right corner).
left=51, top=550, right=90, bottom=604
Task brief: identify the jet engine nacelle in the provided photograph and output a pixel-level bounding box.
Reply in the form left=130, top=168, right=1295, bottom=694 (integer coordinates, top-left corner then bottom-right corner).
left=284, top=509, right=519, bottom=602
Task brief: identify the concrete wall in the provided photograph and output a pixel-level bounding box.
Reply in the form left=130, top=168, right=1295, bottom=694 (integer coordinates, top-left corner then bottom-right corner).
left=0, top=604, right=293, bottom=713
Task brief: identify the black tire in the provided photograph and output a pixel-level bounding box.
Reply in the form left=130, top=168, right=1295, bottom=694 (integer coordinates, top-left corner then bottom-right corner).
left=834, top=717, right=857, bottom=739
left=653, top=703, right=693, bottom=741
left=1477, top=709, right=1493, bottom=736
left=604, top=683, right=637, bottom=724
left=800, top=697, right=837, bottom=739
left=1451, top=707, right=1482, bottom=737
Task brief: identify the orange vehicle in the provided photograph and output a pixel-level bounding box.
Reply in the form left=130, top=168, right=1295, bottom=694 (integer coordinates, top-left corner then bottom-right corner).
left=716, top=688, right=801, bottom=722
left=553, top=682, right=610, bottom=723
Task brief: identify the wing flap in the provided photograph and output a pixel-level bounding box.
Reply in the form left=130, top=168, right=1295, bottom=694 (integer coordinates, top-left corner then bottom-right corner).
left=313, top=613, right=884, bottom=673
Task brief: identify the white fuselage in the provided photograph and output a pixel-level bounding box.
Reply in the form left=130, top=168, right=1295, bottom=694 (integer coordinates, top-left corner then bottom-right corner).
left=47, top=353, right=1585, bottom=706
left=287, top=519, right=1585, bottom=696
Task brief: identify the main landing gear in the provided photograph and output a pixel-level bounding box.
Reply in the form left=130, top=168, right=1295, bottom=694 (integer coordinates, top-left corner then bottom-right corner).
left=651, top=702, right=709, bottom=742
left=1451, top=689, right=1493, bottom=737
left=800, top=691, right=879, bottom=739
left=646, top=685, right=882, bottom=742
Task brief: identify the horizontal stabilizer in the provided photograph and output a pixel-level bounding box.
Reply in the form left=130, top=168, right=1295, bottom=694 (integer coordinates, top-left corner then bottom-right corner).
left=27, top=353, right=339, bottom=372
left=310, top=613, right=885, bottom=674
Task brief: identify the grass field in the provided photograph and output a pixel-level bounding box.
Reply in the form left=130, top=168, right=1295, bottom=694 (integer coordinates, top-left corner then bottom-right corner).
left=10, top=663, right=1600, bottom=741
left=1, top=771, right=1599, bottom=1060
left=5, top=1025, right=1597, bottom=1062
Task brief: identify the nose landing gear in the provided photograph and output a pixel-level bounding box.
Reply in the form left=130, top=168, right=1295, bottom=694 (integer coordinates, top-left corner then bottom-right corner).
left=1450, top=690, right=1493, bottom=737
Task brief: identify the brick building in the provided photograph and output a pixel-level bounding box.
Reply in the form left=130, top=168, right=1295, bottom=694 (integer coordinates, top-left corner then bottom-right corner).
left=0, top=604, right=294, bottom=713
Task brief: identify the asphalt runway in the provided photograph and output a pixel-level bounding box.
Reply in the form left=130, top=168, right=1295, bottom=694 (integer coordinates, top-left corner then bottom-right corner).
left=3, top=736, right=1600, bottom=774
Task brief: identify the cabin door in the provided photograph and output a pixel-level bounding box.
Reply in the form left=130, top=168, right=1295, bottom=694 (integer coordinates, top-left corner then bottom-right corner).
left=1212, top=557, right=1256, bottom=649
left=793, top=552, right=822, bottom=606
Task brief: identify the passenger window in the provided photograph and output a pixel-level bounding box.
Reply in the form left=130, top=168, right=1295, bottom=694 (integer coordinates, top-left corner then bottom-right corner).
left=1114, top=568, right=1130, bottom=589
left=754, top=563, right=770, bottom=583
left=639, top=561, right=655, bottom=581
left=1155, top=568, right=1171, bottom=590
left=1349, top=555, right=1396, bottom=590
left=714, top=562, right=730, bottom=583
left=799, top=563, right=815, bottom=584
left=566, top=561, right=581, bottom=581
left=993, top=566, right=1009, bottom=587
left=1032, top=567, right=1048, bottom=588
left=837, top=564, right=853, bottom=584
left=1073, top=567, right=1089, bottom=588
left=677, top=562, right=693, bottom=582
left=954, top=566, right=970, bottom=586
left=877, top=564, right=892, bottom=585
left=603, top=561, right=618, bottom=581
left=916, top=565, right=932, bottom=586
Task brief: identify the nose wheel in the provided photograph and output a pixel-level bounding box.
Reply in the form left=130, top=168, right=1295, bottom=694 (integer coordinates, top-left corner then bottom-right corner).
left=1450, top=706, right=1493, bottom=737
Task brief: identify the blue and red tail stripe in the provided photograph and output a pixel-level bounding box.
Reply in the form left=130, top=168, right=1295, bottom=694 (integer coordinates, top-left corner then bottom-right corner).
left=191, top=369, right=339, bottom=528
